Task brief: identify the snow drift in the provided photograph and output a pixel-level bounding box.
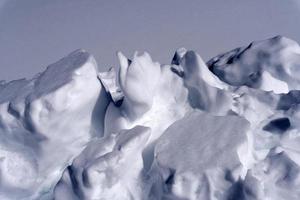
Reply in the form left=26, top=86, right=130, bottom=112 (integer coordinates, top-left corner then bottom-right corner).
left=1, top=36, right=300, bottom=199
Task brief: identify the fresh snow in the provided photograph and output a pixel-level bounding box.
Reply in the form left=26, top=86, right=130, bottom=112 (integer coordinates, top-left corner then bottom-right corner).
left=1, top=36, right=300, bottom=199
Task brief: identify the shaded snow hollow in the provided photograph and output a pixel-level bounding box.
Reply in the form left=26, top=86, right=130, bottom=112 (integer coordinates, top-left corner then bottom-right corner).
left=1, top=36, right=300, bottom=199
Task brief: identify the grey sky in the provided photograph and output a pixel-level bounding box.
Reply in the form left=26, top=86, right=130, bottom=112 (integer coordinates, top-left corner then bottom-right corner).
left=0, top=0, right=300, bottom=81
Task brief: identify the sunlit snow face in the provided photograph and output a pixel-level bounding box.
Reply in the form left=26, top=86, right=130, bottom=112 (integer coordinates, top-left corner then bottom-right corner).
left=118, top=51, right=161, bottom=106
left=105, top=51, right=190, bottom=138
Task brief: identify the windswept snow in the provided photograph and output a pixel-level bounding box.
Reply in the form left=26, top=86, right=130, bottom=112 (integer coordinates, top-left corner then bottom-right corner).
left=154, top=110, right=250, bottom=199
left=54, top=126, right=151, bottom=200
left=207, top=36, right=300, bottom=93
left=1, top=36, right=300, bottom=199
left=0, top=49, right=108, bottom=200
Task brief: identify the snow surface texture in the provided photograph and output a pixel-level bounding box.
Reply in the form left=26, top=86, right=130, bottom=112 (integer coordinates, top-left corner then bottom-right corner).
left=1, top=36, right=300, bottom=199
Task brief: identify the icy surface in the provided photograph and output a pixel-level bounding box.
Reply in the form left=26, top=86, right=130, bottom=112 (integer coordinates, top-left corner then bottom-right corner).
left=1, top=36, right=300, bottom=199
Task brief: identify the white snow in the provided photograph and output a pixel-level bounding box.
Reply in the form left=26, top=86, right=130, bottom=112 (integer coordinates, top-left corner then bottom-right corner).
left=153, top=110, right=249, bottom=199
left=0, top=49, right=108, bottom=200
left=1, top=36, right=300, bottom=199
left=54, top=126, right=151, bottom=200
left=207, top=36, right=300, bottom=93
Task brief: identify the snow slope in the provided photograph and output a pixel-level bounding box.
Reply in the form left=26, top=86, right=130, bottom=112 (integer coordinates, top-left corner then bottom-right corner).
left=1, top=36, right=300, bottom=199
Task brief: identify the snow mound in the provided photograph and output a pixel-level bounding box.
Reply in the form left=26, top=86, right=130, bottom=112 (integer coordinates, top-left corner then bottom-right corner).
left=207, top=36, right=300, bottom=94
left=0, top=49, right=108, bottom=200
left=1, top=36, right=300, bottom=199
left=153, top=110, right=250, bottom=199
left=54, top=126, right=150, bottom=200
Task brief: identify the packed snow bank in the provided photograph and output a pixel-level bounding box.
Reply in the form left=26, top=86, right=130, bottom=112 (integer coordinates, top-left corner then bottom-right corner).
left=1, top=36, right=300, bottom=199
left=0, top=50, right=108, bottom=200
left=54, top=125, right=150, bottom=200
left=207, top=36, right=300, bottom=93
left=153, top=110, right=250, bottom=199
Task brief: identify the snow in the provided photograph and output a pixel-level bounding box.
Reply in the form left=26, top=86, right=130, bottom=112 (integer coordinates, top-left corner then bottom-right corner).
left=0, top=49, right=108, bottom=199
left=54, top=126, right=151, bottom=200
left=1, top=36, right=300, bottom=199
left=98, top=67, right=123, bottom=106
left=207, top=36, right=300, bottom=93
left=153, top=110, right=250, bottom=199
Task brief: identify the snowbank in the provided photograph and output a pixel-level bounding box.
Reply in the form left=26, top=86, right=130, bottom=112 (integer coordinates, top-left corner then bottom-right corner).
left=1, top=36, right=300, bottom=199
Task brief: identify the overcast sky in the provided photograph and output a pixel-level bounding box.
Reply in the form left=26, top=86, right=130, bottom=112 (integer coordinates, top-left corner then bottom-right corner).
left=0, top=0, right=300, bottom=81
